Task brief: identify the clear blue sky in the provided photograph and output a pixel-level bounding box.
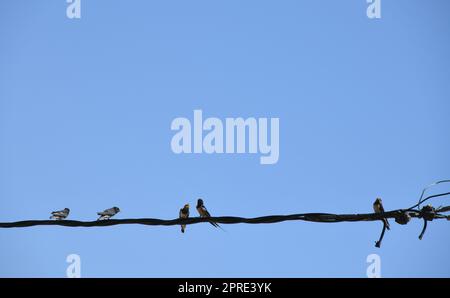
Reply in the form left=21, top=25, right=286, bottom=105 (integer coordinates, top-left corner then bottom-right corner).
left=0, top=0, right=449, bottom=277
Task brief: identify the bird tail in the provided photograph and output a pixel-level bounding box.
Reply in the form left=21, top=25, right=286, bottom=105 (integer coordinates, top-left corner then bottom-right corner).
left=181, top=225, right=186, bottom=233
left=209, top=221, right=226, bottom=232
left=384, top=219, right=390, bottom=230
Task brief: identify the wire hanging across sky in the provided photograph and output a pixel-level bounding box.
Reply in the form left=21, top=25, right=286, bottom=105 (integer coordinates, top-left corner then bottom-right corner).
left=0, top=181, right=449, bottom=248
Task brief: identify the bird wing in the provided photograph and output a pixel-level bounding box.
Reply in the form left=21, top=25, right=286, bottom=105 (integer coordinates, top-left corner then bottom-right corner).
left=197, top=207, right=223, bottom=230
left=179, top=208, right=189, bottom=219
left=105, top=208, right=115, bottom=215
left=200, top=206, right=211, bottom=217
left=98, top=208, right=115, bottom=216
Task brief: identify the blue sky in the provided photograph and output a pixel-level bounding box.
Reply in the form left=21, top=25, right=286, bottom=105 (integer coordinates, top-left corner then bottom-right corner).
left=0, top=0, right=449, bottom=277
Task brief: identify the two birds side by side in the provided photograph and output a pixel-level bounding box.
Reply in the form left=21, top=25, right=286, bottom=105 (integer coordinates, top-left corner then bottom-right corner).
left=49, top=207, right=120, bottom=221
left=178, top=198, right=222, bottom=234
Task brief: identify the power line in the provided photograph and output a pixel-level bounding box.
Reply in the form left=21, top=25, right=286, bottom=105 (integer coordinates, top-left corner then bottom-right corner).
left=1, top=181, right=449, bottom=248
left=0, top=205, right=448, bottom=248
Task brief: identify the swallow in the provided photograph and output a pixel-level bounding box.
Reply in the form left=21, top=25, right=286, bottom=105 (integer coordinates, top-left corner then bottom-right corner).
left=97, top=207, right=120, bottom=220
left=179, top=204, right=190, bottom=233
left=50, top=208, right=70, bottom=220
left=373, top=198, right=390, bottom=230
left=196, top=198, right=221, bottom=229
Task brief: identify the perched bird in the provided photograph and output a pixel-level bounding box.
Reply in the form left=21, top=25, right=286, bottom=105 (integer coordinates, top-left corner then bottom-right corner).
left=50, top=208, right=70, bottom=220
left=373, top=198, right=390, bottom=230
left=179, top=204, right=190, bottom=233
left=196, top=198, right=221, bottom=229
left=97, top=207, right=120, bottom=220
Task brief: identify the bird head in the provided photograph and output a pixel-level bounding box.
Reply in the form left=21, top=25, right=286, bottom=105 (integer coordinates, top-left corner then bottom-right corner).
left=64, top=208, right=70, bottom=213
left=184, top=204, right=190, bottom=209
left=113, top=207, right=120, bottom=213
left=375, top=198, right=382, bottom=204
left=197, top=198, right=204, bottom=207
